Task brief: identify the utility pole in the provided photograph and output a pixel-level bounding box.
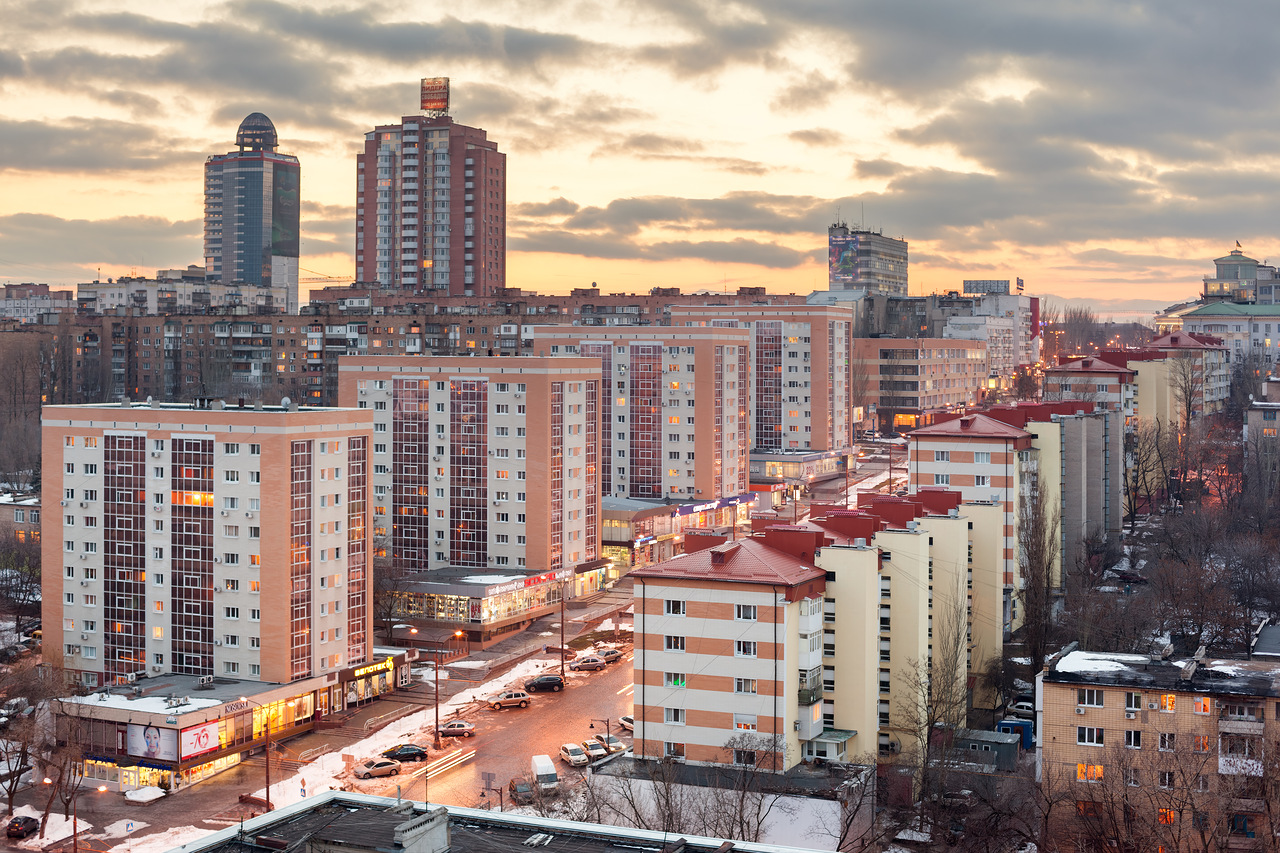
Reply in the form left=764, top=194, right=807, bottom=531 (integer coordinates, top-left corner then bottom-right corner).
left=560, top=580, right=567, bottom=680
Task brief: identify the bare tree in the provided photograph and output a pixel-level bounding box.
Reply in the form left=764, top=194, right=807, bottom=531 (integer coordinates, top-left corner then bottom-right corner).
left=1018, top=483, right=1061, bottom=675
left=1169, top=351, right=1205, bottom=439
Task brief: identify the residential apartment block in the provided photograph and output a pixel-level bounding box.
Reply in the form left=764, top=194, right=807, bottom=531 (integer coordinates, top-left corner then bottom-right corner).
left=336, top=356, right=601, bottom=578
left=531, top=326, right=752, bottom=502
left=669, top=305, right=855, bottom=455
left=1041, top=649, right=1280, bottom=851
left=852, top=338, right=988, bottom=434
left=1043, top=356, right=1136, bottom=420
left=42, top=401, right=375, bottom=687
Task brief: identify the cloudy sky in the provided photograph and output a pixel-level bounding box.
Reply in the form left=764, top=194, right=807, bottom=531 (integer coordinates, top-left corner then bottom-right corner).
left=2, top=0, right=1275, bottom=316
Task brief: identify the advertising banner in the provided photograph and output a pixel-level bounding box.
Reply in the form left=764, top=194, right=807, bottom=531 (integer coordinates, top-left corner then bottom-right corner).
left=180, top=720, right=222, bottom=761
left=829, top=234, right=859, bottom=284
left=420, top=77, right=450, bottom=112
left=125, top=724, right=179, bottom=761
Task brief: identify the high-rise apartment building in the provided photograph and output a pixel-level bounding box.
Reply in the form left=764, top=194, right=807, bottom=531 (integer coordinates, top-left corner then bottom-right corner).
left=336, top=357, right=600, bottom=577
left=355, top=116, right=505, bottom=296
left=852, top=338, right=988, bottom=434
left=669, top=305, right=855, bottom=455
left=203, top=113, right=300, bottom=313
left=42, top=401, right=374, bottom=688
left=827, top=222, right=908, bottom=295
left=531, top=327, right=753, bottom=501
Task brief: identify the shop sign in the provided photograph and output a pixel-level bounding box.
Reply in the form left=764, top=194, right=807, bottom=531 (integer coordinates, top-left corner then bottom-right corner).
left=180, top=720, right=221, bottom=761
left=352, top=658, right=396, bottom=679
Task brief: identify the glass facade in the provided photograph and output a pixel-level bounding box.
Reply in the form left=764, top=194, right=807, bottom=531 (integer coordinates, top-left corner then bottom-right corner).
left=346, top=437, right=368, bottom=666
left=629, top=344, right=662, bottom=496
left=755, top=322, right=782, bottom=451
left=171, top=438, right=214, bottom=676
left=290, top=441, right=313, bottom=680
left=104, top=434, right=146, bottom=681
left=449, top=380, right=488, bottom=567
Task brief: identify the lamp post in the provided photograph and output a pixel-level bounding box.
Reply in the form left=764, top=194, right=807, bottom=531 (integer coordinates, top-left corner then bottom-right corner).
left=42, top=778, right=106, bottom=853
left=240, top=696, right=294, bottom=811
left=433, top=656, right=443, bottom=751
left=589, top=717, right=612, bottom=748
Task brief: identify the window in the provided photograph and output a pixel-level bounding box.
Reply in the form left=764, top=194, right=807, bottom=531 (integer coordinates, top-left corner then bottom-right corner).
left=1193, top=697, right=1211, bottom=714
left=664, top=599, right=685, bottom=616
left=224, top=470, right=239, bottom=483
left=664, top=636, right=685, bottom=652
left=1077, top=727, right=1104, bottom=746
left=734, top=678, right=757, bottom=694
left=733, top=713, right=757, bottom=731
left=1124, top=768, right=1140, bottom=787
left=1125, top=730, right=1141, bottom=749
left=664, top=708, right=685, bottom=724
left=224, top=662, right=240, bottom=674
left=1159, top=771, right=1175, bottom=789
left=1158, top=808, right=1176, bottom=825
left=1076, top=764, right=1103, bottom=782
left=974, top=451, right=991, bottom=464
left=1159, top=693, right=1175, bottom=712
left=974, top=475, right=989, bottom=487
left=934, top=474, right=950, bottom=486
left=1077, top=688, right=1104, bottom=707
left=735, top=604, right=757, bottom=621
left=664, top=742, right=685, bottom=759
left=1192, top=734, right=1210, bottom=752
left=1159, top=732, right=1176, bottom=751
left=732, top=749, right=757, bottom=766
left=1125, top=691, right=1142, bottom=710
left=735, top=640, right=757, bottom=658
left=664, top=672, right=686, bottom=688
left=224, top=607, right=240, bottom=619
left=934, top=450, right=950, bottom=462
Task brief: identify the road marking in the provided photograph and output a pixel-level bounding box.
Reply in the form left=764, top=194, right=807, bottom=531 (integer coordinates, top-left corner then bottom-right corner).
left=616, top=684, right=633, bottom=695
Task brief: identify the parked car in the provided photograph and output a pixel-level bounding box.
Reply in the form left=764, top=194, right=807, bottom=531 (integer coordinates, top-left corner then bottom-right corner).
left=381, top=744, right=429, bottom=762
left=596, top=648, right=623, bottom=664
left=594, top=733, right=626, bottom=753
left=6, top=816, right=38, bottom=839
left=580, top=739, right=608, bottom=761
left=936, top=790, right=975, bottom=809
left=1009, top=700, right=1035, bottom=718
left=569, top=656, right=606, bottom=672
left=355, top=758, right=401, bottom=779
left=618, top=715, right=635, bottom=732
left=508, top=777, right=534, bottom=805
left=559, top=743, right=589, bottom=767
left=439, top=720, right=476, bottom=738
left=524, top=674, right=566, bottom=693
left=487, top=690, right=531, bottom=710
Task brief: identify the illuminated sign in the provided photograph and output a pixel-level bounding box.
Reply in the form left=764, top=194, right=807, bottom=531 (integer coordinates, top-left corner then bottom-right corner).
left=353, top=658, right=396, bottom=679
left=126, top=724, right=178, bottom=761
left=420, top=77, right=450, bottom=112
left=485, top=569, right=572, bottom=596
left=180, top=720, right=222, bottom=761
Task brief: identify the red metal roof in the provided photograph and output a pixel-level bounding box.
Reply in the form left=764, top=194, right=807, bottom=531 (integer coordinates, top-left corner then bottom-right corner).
left=907, top=413, right=1032, bottom=439
left=630, top=538, right=825, bottom=587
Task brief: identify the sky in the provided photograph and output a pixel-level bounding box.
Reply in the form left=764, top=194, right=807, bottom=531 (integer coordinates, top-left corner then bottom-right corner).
left=2, top=1, right=1278, bottom=319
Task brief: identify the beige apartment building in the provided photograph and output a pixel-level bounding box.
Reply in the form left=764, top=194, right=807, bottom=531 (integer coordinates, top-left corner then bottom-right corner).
left=1043, top=357, right=1136, bottom=421
left=851, top=338, right=988, bottom=434
left=530, top=326, right=753, bottom=503
left=1041, top=649, right=1280, bottom=851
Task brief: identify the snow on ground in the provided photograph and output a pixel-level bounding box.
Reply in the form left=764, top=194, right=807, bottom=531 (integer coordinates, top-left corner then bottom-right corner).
left=125, top=786, right=166, bottom=803
left=594, top=619, right=633, bottom=634
left=101, top=817, right=150, bottom=838
left=10, top=803, right=90, bottom=847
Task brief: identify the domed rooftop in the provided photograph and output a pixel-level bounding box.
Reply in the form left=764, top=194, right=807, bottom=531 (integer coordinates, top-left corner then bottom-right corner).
left=235, top=113, right=278, bottom=152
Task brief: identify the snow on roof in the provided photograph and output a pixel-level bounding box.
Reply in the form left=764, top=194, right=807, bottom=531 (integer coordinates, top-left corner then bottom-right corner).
left=458, top=574, right=525, bottom=584
left=1054, top=651, right=1156, bottom=673
left=61, top=692, right=224, bottom=715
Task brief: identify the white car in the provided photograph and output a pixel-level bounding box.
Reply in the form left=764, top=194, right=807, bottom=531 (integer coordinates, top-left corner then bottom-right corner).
left=1009, top=700, right=1035, bottom=718
left=559, top=743, right=589, bottom=766
left=618, top=715, right=634, bottom=732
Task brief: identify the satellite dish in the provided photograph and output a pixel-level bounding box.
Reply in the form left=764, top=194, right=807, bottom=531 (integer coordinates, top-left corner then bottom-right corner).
left=281, top=396, right=292, bottom=408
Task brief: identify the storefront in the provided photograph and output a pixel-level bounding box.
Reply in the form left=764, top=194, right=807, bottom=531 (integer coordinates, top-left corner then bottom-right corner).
left=389, top=569, right=575, bottom=645
left=55, top=651, right=416, bottom=793
left=602, top=494, right=758, bottom=573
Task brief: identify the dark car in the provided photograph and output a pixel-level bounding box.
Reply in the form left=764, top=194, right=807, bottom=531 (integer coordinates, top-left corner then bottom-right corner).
left=596, top=648, right=623, bottom=664
left=381, top=744, right=429, bottom=762
left=508, top=777, right=534, bottom=804
left=524, top=674, right=566, bottom=693
left=6, top=816, right=38, bottom=839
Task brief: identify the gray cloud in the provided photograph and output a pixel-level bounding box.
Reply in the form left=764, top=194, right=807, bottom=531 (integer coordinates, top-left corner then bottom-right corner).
left=0, top=117, right=202, bottom=173
left=513, top=229, right=807, bottom=268
left=790, top=128, right=844, bottom=147
left=511, top=198, right=581, bottom=218
left=0, top=213, right=200, bottom=276
left=770, top=72, right=838, bottom=113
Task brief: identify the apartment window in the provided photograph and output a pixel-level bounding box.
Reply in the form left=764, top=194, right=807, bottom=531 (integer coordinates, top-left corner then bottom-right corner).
left=1159, top=732, right=1176, bottom=751
left=974, top=475, right=989, bottom=487
left=224, top=471, right=239, bottom=483
left=1125, top=730, right=1141, bottom=749
left=250, top=610, right=260, bottom=620
left=733, top=750, right=757, bottom=766
left=1077, top=689, right=1104, bottom=707
left=224, top=607, right=240, bottom=619
left=734, top=678, right=757, bottom=694
left=250, top=444, right=260, bottom=455
left=1192, top=734, right=1210, bottom=753
left=1124, top=768, right=1140, bottom=787
left=664, top=636, right=685, bottom=652
left=664, top=742, right=685, bottom=759
left=733, top=713, right=757, bottom=731
left=223, top=443, right=239, bottom=455
left=223, top=635, right=239, bottom=647
left=1159, top=693, right=1175, bottom=712
left=934, top=474, right=950, bottom=486
left=1076, top=764, right=1103, bottom=782
left=664, top=708, right=685, bottom=725
left=1077, top=727, right=1104, bottom=746
left=250, top=637, right=260, bottom=648
left=1125, top=691, right=1142, bottom=710
left=1158, top=807, right=1176, bottom=824
left=974, top=451, right=991, bottom=464
left=934, top=450, right=950, bottom=462
left=224, top=662, right=240, bottom=675
left=664, top=672, right=686, bottom=688
left=225, top=579, right=239, bottom=591
left=735, top=640, right=757, bottom=658
left=1193, top=697, right=1211, bottom=715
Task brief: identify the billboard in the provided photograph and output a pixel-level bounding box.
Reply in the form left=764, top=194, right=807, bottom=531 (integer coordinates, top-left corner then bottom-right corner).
left=271, top=161, right=300, bottom=259
left=126, top=724, right=179, bottom=762
left=420, top=77, right=450, bottom=112
left=180, top=720, right=222, bottom=761
left=829, top=234, right=859, bottom=285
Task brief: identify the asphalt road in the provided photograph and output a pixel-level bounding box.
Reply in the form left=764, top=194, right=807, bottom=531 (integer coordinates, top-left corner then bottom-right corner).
left=363, top=653, right=637, bottom=808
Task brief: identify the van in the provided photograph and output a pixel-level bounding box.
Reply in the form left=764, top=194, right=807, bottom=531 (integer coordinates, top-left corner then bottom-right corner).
left=531, top=754, right=559, bottom=794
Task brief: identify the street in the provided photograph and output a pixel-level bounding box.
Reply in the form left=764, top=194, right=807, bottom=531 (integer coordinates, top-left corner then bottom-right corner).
left=364, top=654, right=637, bottom=808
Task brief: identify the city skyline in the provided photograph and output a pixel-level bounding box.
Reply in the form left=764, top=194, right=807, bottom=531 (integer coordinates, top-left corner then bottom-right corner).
left=1, top=1, right=1275, bottom=317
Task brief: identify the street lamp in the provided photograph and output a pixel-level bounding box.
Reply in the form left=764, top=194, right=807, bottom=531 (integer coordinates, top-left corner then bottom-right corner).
left=589, top=717, right=612, bottom=747
left=240, top=696, right=295, bottom=811
left=432, top=656, right=444, bottom=751
left=42, top=778, right=106, bottom=853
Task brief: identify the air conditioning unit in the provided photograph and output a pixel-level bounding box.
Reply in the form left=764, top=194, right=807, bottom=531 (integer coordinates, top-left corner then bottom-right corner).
left=151, top=665, right=163, bottom=672
left=1125, top=711, right=1136, bottom=719
left=153, top=505, right=163, bottom=512
left=78, top=555, right=86, bottom=561
left=151, top=451, right=162, bottom=458
left=79, top=580, right=87, bottom=587
left=515, top=393, right=522, bottom=399
left=432, top=456, right=441, bottom=462
left=60, top=500, right=68, bottom=507
left=214, top=586, right=222, bottom=593
left=126, top=673, right=137, bottom=683
left=376, top=495, right=384, bottom=501
left=245, top=512, right=253, bottom=518
left=213, top=556, right=222, bottom=563
left=220, top=510, right=229, bottom=517
left=1148, top=702, right=1159, bottom=710
left=214, top=639, right=222, bottom=646
left=359, top=389, right=367, bottom=395
left=80, top=633, right=88, bottom=641
left=1075, top=707, right=1086, bottom=715
left=79, top=502, right=88, bottom=508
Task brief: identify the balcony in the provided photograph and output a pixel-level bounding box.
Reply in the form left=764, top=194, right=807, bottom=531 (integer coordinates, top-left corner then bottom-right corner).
left=1219, top=717, right=1264, bottom=736
left=798, top=687, right=822, bottom=706
left=1219, top=755, right=1264, bottom=776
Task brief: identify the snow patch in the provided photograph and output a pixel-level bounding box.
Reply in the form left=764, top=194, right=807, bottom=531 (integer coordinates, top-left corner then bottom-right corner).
left=125, top=786, right=166, bottom=803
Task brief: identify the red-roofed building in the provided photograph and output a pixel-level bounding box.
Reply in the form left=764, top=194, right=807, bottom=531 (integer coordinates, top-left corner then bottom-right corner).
left=1043, top=357, right=1136, bottom=419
